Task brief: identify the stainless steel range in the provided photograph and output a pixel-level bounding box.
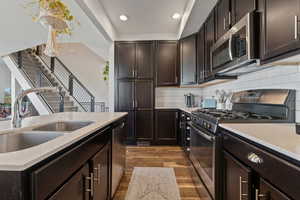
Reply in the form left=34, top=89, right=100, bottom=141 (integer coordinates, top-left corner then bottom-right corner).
left=189, top=89, right=295, bottom=200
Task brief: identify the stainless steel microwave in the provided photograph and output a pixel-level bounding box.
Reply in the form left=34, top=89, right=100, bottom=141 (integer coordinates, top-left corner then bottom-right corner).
left=211, top=12, right=260, bottom=75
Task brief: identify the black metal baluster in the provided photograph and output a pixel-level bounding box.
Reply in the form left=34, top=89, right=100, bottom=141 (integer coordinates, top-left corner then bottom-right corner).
left=69, top=75, right=74, bottom=96
left=91, top=97, right=95, bottom=112
left=50, top=57, right=55, bottom=73
left=17, top=51, right=22, bottom=68
left=59, top=89, right=65, bottom=112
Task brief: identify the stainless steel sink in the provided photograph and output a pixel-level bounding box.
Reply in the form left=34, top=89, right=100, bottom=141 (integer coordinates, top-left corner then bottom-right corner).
left=0, top=131, right=63, bottom=153
left=32, top=121, right=93, bottom=132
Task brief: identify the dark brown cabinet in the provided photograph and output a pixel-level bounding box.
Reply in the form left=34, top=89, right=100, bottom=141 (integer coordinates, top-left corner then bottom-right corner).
left=135, top=80, right=154, bottom=110
left=259, top=0, right=300, bottom=61
left=136, top=111, right=154, bottom=140
left=223, top=152, right=252, bottom=200
left=197, top=26, right=206, bottom=83
left=48, top=164, right=90, bottom=200
left=204, top=10, right=216, bottom=78
left=117, top=80, right=135, bottom=111
left=216, top=0, right=231, bottom=40
left=115, top=42, right=155, bottom=144
left=156, top=41, right=179, bottom=86
left=136, top=42, right=155, bottom=79
left=91, top=142, right=111, bottom=200
left=155, top=109, right=178, bottom=145
left=115, top=43, right=135, bottom=79
left=180, top=34, right=197, bottom=85
left=257, top=178, right=290, bottom=200
left=231, top=0, right=256, bottom=24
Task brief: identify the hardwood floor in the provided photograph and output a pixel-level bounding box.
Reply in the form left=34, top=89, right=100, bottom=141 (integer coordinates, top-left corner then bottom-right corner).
left=113, top=146, right=205, bottom=200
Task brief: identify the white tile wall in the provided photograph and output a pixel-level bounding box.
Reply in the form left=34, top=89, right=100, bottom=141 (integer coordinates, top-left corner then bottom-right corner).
left=156, top=87, right=202, bottom=108
left=155, top=65, right=300, bottom=122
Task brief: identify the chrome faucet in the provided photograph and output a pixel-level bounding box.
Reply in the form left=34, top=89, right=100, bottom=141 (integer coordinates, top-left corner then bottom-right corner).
left=12, top=87, right=59, bottom=128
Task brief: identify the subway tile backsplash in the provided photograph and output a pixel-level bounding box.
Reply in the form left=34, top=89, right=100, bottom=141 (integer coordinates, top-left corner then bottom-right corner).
left=155, top=65, right=300, bottom=122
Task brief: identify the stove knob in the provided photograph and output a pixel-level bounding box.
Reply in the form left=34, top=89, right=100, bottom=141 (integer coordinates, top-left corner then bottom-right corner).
left=186, top=137, right=190, bottom=141
left=186, top=126, right=190, bottom=130
left=187, top=117, right=191, bottom=121
left=186, top=148, right=190, bottom=152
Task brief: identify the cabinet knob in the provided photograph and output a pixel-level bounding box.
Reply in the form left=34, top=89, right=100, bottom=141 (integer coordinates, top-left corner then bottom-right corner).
left=247, top=153, right=263, bottom=164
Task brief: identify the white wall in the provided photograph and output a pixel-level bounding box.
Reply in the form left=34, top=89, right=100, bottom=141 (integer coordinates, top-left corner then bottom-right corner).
left=57, top=43, right=109, bottom=104
left=0, top=60, right=11, bottom=103
left=156, top=87, right=202, bottom=108
left=0, top=0, right=111, bottom=60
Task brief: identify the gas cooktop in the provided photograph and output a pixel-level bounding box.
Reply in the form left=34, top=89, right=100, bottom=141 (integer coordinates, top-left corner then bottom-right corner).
left=192, top=109, right=283, bottom=122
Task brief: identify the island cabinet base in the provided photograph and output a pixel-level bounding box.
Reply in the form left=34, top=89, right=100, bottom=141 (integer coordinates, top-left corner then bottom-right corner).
left=0, top=117, right=127, bottom=200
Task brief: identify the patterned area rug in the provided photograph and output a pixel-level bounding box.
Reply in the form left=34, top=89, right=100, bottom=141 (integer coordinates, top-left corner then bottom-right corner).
left=125, top=167, right=181, bottom=200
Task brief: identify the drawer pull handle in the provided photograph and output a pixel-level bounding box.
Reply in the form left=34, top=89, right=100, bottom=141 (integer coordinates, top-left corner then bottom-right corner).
left=247, top=153, right=263, bottom=164
left=255, top=189, right=267, bottom=200
left=239, top=176, right=248, bottom=200
left=85, top=173, right=94, bottom=196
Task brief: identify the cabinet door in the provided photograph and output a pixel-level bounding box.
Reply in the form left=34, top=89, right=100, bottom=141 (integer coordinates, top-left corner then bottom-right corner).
left=231, top=0, right=255, bottom=24
left=155, top=110, right=178, bottom=145
left=115, top=43, right=135, bottom=79
left=260, top=0, right=300, bottom=61
left=180, top=34, right=197, bottom=85
left=205, top=10, right=215, bottom=78
left=223, top=152, right=252, bottom=200
left=117, top=80, right=135, bottom=111
left=48, top=164, right=90, bottom=200
left=256, top=178, right=290, bottom=200
left=91, top=142, right=111, bottom=200
left=126, top=111, right=136, bottom=144
left=136, top=42, right=155, bottom=79
left=197, top=26, right=206, bottom=83
left=156, top=41, right=179, bottom=86
left=136, top=111, right=154, bottom=141
left=216, top=0, right=230, bottom=40
left=135, top=80, right=154, bottom=110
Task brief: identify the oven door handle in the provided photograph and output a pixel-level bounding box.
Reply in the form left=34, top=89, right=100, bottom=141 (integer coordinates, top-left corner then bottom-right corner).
left=189, top=123, right=215, bottom=142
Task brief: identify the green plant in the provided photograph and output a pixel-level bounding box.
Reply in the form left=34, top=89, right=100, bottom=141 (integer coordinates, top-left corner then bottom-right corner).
left=103, top=61, right=109, bottom=81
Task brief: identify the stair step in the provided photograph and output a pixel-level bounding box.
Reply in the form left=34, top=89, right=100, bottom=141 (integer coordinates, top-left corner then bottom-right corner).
left=53, top=106, right=78, bottom=113
left=48, top=101, right=74, bottom=107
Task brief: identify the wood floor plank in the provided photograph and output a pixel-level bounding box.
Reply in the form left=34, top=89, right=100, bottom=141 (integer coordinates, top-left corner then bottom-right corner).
left=112, top=146, right=203, bottom=200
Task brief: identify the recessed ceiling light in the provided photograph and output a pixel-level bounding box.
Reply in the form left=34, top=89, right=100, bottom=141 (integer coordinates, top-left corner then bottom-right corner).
left=120, top=15, right=128, bottom=21
left=172, top=13, right=181, bottom=20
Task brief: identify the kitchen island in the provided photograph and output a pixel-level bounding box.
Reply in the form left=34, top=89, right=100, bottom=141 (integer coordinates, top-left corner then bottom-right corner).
left=0, top=112, right=128, bottom=200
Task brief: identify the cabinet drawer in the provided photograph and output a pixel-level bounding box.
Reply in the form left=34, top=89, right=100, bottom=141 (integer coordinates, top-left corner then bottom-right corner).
left=31, top=128, right=110, bottom=200
left=223, top=131, right=300, bottom=199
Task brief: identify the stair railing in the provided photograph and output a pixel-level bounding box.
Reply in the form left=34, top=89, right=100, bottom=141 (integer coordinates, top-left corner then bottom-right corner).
left=36, top=46, right=95, bottom=112
left=10, top=51, right=65, bottom=112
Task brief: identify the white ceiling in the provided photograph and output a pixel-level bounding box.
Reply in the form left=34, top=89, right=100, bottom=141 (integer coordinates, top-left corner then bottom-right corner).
left=181, top=0, right=218, bottom=37
left=98, top=0, right=192, bottom=40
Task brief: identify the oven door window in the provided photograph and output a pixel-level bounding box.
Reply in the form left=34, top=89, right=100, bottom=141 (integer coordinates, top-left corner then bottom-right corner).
left=190, top=124, right=215, bottom=196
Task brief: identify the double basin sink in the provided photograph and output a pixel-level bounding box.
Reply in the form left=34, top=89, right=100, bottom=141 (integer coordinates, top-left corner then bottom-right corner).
left=0, top=121, right=93, bottom=153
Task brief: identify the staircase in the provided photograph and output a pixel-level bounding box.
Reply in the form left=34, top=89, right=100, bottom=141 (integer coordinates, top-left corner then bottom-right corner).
left=4, top=46, right=98, bottom=114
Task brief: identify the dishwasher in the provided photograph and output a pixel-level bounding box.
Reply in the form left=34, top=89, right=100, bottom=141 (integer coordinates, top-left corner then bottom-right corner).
left=111, top=121, right=126, bottom=198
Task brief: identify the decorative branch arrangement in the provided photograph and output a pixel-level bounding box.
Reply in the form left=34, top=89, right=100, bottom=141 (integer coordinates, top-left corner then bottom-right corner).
left=24, top=0, right=77, bottom=56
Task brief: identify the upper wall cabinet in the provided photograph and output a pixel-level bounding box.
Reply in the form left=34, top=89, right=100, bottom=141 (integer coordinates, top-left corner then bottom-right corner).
left=136, top=42, right=155, bottom=79
left=115, top=41, right=155, bottom=80
left=180, top=34, right=197, bottom=85
left=204, top=10, right=216, bottom=78
left=231, top=0, right=256, bottom=24
left=115, top=43, right=136, bottom=79
left=259, top=0, right=300, bottom=61
left=156, top=41, right=179, bottom=86
left=197, top=26, right=206, bottom=83
left=216, top=0, right=230, bottom=40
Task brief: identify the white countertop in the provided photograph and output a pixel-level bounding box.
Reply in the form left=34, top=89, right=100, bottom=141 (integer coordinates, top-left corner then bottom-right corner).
left=155, top=107, right=200, bottom=114
left=219, top=123, right=300, bottom=163
left=0, top=112, right=127, bottom=171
